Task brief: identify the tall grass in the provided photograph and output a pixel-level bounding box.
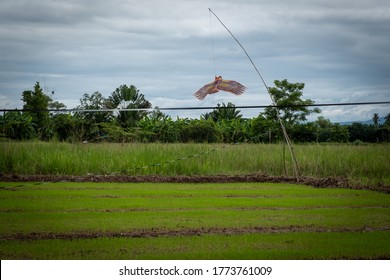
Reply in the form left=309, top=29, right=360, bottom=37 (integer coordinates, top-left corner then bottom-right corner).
left=295, top=144, right=390, bottom=186
left=0, top=141, right=389, bottom=186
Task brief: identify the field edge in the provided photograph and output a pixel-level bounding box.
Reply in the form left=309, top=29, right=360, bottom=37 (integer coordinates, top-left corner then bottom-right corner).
left=1, top=173, right=389, bottom=193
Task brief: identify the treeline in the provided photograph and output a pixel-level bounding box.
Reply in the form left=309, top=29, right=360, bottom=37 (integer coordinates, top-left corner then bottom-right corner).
left=1, top=81, right=389, bottom=143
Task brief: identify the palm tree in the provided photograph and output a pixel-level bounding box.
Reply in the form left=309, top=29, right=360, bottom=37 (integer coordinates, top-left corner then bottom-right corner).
left=106, top=85, right=152, bottom=127
left=373, top=113, right=379, bottom=127
left=384, top=113, right=390, bottom=127
left=202, top=102, right=242, bottom=122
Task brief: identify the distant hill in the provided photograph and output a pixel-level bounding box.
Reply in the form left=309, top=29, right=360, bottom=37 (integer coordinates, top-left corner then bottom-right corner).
left=339, top=117, right=385, bottom=126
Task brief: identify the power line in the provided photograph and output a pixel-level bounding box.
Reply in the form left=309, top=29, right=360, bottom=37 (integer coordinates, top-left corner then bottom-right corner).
left=2, top=101, right=389, bottom=113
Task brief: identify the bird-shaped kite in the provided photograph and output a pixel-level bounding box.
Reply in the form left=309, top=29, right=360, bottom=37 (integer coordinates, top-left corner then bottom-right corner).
left=193, top=76, right=246, bottom=100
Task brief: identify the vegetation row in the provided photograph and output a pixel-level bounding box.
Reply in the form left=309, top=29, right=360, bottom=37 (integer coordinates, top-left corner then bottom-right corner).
left=1, top=80, right=389, bottom=143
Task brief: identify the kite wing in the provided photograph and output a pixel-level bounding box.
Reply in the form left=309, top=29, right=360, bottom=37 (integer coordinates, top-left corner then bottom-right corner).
left=216, top=79, right=246, bottom=95
left=193, top=81, right=216, bottom=100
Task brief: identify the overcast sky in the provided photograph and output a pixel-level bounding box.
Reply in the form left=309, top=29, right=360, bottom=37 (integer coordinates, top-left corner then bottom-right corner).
left=1, top=0, right=389, bottom=122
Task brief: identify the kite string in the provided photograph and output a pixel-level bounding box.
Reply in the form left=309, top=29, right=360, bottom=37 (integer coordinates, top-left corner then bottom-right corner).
left=208, top=8, right=269, bottom=90
left=209, top=9, right=217, bottom=77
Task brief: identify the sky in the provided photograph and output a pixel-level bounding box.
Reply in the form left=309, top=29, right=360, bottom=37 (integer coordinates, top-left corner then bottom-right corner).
left=1, top=0, right=389, bottom=122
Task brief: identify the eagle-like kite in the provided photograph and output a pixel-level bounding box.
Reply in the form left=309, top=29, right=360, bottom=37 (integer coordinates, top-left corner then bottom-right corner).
left=193, top=76, right=246, bottom=100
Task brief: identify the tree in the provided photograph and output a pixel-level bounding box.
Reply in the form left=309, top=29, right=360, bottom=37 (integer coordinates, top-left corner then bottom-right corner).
left=138, top=112, right=181, bottom=143
left=373, top=113, right=379, bottom=127
left=384, top=113, right=390, bottom=127
left=215, top=118, right=250, bottom=143
left=291, top=122, right=317, bottom=143
left=106, top=85, right=152, bottom=127
left=249, top=114, right=281, bottom=142
left=315, top=117, right=349, bottom=142
left=77, top=91, right=111, bottom=123
left=49, top=101, right=66, bottom=110
left=1, top=112, right=36, bottom=140
left=180, top=119, right=217, bottom=143
left=203, top=102, right=242, bottom=122
left=74, top=91, right=113, bottom=141
left=51, top=113, right=77, bottom=142
left=22, top=82, right=52, bottom=139
left=264, top=79, right=320, bottom=128
left=348, top=122, right=377, bottom=143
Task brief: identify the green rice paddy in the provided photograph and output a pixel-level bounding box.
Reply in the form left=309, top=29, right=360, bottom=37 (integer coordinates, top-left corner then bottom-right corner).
left=1, top=182, right=389, bottom=259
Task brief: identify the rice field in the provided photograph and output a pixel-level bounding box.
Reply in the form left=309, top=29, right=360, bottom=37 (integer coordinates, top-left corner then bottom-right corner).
left=1, top=142, right=389, bottom=259
left=0, top=182, right=389, bottom=259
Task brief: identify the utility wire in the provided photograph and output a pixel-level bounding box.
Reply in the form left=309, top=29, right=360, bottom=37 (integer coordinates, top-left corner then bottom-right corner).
left=2, top=101, right=389, bottom=113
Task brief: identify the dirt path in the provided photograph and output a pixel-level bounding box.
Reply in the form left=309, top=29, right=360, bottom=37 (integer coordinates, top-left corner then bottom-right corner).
left=1, top=173, right=389, bottom=193
left=3, top=226, right=390, bottom=241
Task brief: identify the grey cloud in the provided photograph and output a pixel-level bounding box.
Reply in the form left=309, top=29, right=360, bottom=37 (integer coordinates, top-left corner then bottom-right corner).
left=0, top=0, right=389, bottom=122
